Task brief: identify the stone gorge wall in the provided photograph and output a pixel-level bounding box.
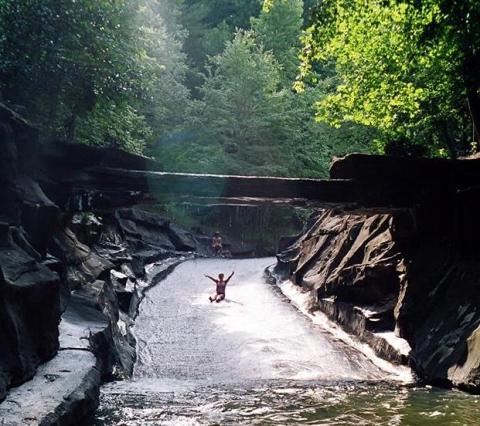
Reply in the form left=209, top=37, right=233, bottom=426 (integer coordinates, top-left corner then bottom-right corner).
left=0, top=106, right=61, bottom=401
left=0, top=104, right=210, bottom=423
left=3, top=96, right=480, bottom=424
left=276, top=156, right=480, bottom=392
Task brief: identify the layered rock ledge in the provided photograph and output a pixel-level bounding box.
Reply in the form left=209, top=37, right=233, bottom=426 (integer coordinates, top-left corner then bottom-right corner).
left=0, top=104, right=209, bottom=424
left=275, top=155, right=480, bottom=393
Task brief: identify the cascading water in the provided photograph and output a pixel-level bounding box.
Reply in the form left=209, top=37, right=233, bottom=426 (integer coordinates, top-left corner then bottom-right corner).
left=95, top=258, right=480, bottom=425
left=135, top=258, right=384, bottom=384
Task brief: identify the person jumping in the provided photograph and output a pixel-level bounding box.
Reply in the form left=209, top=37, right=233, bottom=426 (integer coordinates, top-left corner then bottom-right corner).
left=205, top=271, right=234, bottom=303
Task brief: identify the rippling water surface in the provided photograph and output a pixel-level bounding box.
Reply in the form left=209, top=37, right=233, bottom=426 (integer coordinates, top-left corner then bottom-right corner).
left=95, top=258, right=480, bottom=425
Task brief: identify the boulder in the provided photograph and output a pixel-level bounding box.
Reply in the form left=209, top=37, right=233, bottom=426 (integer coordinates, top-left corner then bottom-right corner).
left=70, top=213, right=103, bottom=246
left=94, top=220, right=132, bottom=266
left=110, top=269, right=136, bottom=312
left=51, top=227, right=114, bottom=291
left=131, top=249, right=171, bottom=277
left=275, top=208, right=412, bottom=365
left=167, top=222, right=198, bottom=252
left=115, top=208, right=176, bottom=251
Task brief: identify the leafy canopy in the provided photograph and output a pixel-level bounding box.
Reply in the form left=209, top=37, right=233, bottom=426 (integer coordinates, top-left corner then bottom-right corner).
left=298, top=0, right=477, bottom=156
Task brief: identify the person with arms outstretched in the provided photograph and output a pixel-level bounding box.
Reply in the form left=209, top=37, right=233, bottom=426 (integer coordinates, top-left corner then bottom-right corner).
left=205, top=271, right=234, bottom=303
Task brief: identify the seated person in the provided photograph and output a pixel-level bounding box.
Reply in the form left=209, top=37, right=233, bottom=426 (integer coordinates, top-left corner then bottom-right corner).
left=211, top=232, right=223, bottom=255
left=205, top=271, right=234, bottom=303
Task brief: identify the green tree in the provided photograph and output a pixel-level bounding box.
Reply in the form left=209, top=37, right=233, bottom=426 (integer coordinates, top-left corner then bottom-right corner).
left=151, top=30, right=299, bottom=176
left=0, top=0, right=191, bottom=154
left=275, top=86, right=378, bottom=177
left=152, top=2, right=375, bottom=177
left=434, top=0, right=480, bottom=145
left=298, top=0, right=475, bottom=156
left=251, top=0, right=304, bottom=83
left=176, top=0, right=262, bottom=91
left=76, top=101, right=152, bottom=154
left=139, top=0, right=191, bottom=139
left=191, top=30, right=282, bottom=151
left=0, top=1, right=144, bottom=139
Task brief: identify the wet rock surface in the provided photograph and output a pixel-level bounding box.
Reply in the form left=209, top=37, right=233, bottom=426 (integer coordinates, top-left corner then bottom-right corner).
left=3, top=98, right=480, bottom=426
left=276, top=154, right=480, bottom=392
left=0, top=291, right=110, bottom=426
left=0, top=350, right=100, bottom=426
left=0, top=228, right=61, bottom=402
left=0, top=104, right=205, bottom=423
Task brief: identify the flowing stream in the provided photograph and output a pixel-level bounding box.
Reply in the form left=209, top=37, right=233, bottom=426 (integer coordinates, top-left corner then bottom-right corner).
left=95, top=258, right=480, bottom=425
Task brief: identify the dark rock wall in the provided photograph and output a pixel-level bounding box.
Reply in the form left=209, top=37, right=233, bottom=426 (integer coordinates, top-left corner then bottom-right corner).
left=0, top=107, right=62, bottom=401
left=276, top=156, right=480, bottom=392
left=0, top=103, right=207, bottom=420
left=280, top=209, right=410, bottom=305
left=276, top=208, right=412, bottom=365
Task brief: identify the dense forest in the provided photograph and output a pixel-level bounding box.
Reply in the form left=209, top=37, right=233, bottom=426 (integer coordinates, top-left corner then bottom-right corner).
left=1, top=0, right=479, bottom=177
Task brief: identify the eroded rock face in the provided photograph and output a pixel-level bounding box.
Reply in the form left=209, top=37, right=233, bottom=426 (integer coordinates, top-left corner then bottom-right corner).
left=276, top=209, right=412, bottom=364
left=277, top=154, right=480, bottom=392
left=0, top=104, right=205, bottom=423
left=401, top=260, right=480, bottom=390
left=0, top=107, right=62, bottom=402
left=0, top=228, right=61, bottom=401
left=283, top=209, right=409, bottom=305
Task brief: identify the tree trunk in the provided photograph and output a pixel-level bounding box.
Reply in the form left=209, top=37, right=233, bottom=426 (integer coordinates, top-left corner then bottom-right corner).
left=439, top=120, right=456, bottom=159
left=467, top=88, right=480, bottom=144
left=65, top=113, right=76, bottom=144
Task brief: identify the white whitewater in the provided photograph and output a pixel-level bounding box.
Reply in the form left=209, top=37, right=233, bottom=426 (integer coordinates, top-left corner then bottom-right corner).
left=95, top=258, right=480, bottom=425
left=133, top=258, right=387, bottom=385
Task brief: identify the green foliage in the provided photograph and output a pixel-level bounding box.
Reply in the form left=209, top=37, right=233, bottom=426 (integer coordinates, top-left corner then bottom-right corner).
left=298, top=0, right=479, bottom=156
left=252, top=0, right=304, bottom=82
left=177, top=0, right=262, bottom=89
left=0, top=0, right=190, bottom=154
left=140, top=1, right=191, bottom=137
left=151, top=23, right=376, bottom=178
left=76, top=101, right=151, bottom=154
left=0, top=0, right=377, bottom=174
left=276, top=87, right=378, bottom=177
left=0, top=1, right=141, bottom=130
left=151, top=30, right=313, bottom=176
left=191, top=31, right=282, bottom=147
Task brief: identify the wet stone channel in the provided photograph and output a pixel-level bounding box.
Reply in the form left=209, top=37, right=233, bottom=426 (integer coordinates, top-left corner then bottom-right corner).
left=94, top=258, right=480, bottom=425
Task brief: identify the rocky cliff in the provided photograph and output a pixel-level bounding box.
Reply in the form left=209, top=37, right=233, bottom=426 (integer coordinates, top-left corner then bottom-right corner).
left=0, top=101, right=302, bottom=424
left=0, top=104, right=210, bottom=424
left=3, top=98, right=480, bottom=425
left=276, top=155, right=480, bottom=392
